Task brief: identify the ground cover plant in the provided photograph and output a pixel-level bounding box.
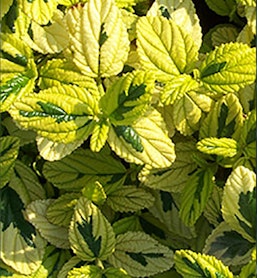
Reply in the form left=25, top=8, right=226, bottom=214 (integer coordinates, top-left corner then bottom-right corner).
left=0, top=0, right=256, bottom=277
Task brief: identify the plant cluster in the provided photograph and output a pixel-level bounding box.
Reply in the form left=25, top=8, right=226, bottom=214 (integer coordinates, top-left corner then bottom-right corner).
left=0, top=0, right=256, bottom=277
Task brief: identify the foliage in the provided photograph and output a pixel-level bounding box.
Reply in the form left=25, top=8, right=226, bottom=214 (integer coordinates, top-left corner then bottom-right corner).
left=0, top=0, right=256, bottom=277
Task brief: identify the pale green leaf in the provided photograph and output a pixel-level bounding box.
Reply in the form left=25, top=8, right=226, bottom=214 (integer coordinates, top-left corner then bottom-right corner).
left=26, top=199, right=70, bottom=249
left=112, top=216, right=141, bottom=235
left=174, top=249, right=234, bottom=278
left=67, top=265, right=101, bottom=278
left=38, top=59, right=101, bottom=93
left=67, top=0, right=129, bottom=77
left=237, top=24, right=255, bottom=45
left=0, top=186, right=46, bottom=274
left=136, top=16, right=198, bottom=80
left=100, top=70, right=155, bottom=126
left=197, top=137, right=238, bottom=157
left=200, top=42, right=256, bottom=94
left=46, top=193, right=80, bottom=227
left=107, top=185, right=155, bottom=212
left=43, top=147, right=126, bottom=191
left=0, top=136, right=20, bottom=188
left=23, top=11, right=69, bottom=54
left=173, top=91, right=213, bottom=135
left=90, top=120, right=110, bottom=152
left=156, top=105, right=176, bottom=137
left=147, top=0, right=202, bottom=49
left=36, top=136, right=84, bottom=161
left=139, top=141, right=197, bottom=193
left=108, top=231, right=174, bottom=277
left=81, top=181, right=107, bottom=206
left=19, top=0, right=58, bottom=25
left=160, top=74, right=200, bottom=105
left=199, top=93, right=244, bottom=140
left=69, top=196, right=115, bottom=261
left=0, top=0, right=13, bottom=19
left=237, top=83, right=255, bottom=113
left=205, top=0, right=237, bottom=16
left=203, top=222, right=254, bottom=267
left=179, top=168, right=215, bottom=226
left=9, top=84, right=98, bottom=144
left=103, top=267, right=131, bottom=278
left=0, top=223, right=46, bottom=275
left=245, top=6, right=256, bottom=37
left=108, top=109, right=176, bottom=168
left=236, top=0, right=256, bottom=5
left=222, top=166, right=256, bottom=242
left=9, top=160, right=46, bottom=206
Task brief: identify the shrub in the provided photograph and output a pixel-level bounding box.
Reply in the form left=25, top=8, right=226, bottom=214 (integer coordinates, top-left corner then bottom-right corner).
left=0, top=0, right=256, bottom=277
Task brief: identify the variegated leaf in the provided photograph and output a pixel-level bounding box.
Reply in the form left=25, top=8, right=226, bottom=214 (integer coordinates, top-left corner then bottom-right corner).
left=69, top=197, right=115, bottom=261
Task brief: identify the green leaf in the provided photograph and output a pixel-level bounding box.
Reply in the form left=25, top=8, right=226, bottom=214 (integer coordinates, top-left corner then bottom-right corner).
left=210, top=25, right=239, bottom=47
left=69, top=196, right=115, bottom=261
left=197, top=137, right=238, bottom=157
left=0, top=0, right=13, bottom=19
left=136, top=16, right=198, bottom=80
left=90, top=120, right=110, bottom=152
left=108, top=231, right=174, bottom=277
left=103, top=267, right=131, bottom=278
left=0, top=187, right=46, bottom=275
left=239, top=249, right=256, bottom=278
left=147, top=0, right=202, bottom=50
left=200, top=43, right=256, bottom=94
left=203, top=222, right=254, bottom=266
left=26, top=199, right=70, bottom=249
left=174, top=249, right=234, bottom=278
left=67, top=0, right=129, bottom=77
left=100, top=70, right=154, bottom=126
left=43, top=147, right=126, bottom=191
left=0, top=136, right=20, bottom=188
left=112, top=216, right=141, bottom=235
left=57, top=256, right=83, bottom=278
left=46, top=193, right=80, bottom=227
left=19, top=0, right=58, bottom=25
left=222, top=166, right=256, bottom=242
left=139, top=141, right=198, bottom=193
left=10, top=84, right=98, bottom=144
left=108, top=109, right=176, bottom=168
left=199, top=93, right=244, bottom=140
left=67, top=265, right=101, bottom=278
left=205, top=0, right=237, bottom=17
left=107, top=185, right=155, bottom=212
left=179, top=168, right=215, bottom=226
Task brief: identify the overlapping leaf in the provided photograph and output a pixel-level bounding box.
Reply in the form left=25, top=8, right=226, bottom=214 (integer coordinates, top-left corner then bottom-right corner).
left=199, top=93, right=244, bottom=140
left=200, top=42, right=256, bottom=94
left=43, top=147, right=126, bottom=191
left=107, top=186, right=155, bottom=212
left=222, top=166, right=256, bottom=242
left=108, top=231, right=174, bottom=277
left=26, top=199, right=70, bottom=249
left=19, top=0, right=58, bottom=25
left=69, top=196, right=115, bottom=261
left=0, top=136, right=20, bottom=188
left=108, top=109, right=176, bottom=168
left=147, top=0, right=202, bottom=49
left=203, top=222, right=254, bottom=266
left=0, top=186, right=46, bottom=275
left=100, top=70, right=155, bottom=126
left=197, top=137, right=238, bottom=157
left=0, top=0, right=13, bottom=19
left=174, top=249, right=234, bottom=277
left=179, top=168, right=215, bottom=226
left=0, top=33, right=37, bottom=112
left=139, top=141, right=198, bottom=193
left=9, top=84, right=98, bottom=144
left=205, top=0, right=237, bottom=17
left=67, top=0, right=130, bottom=77
left=136, top=16, right=198, bottom=80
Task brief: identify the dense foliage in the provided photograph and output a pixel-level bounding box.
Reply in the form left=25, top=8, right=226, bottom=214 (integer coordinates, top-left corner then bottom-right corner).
left=0, top=0, right=256, bottom=277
